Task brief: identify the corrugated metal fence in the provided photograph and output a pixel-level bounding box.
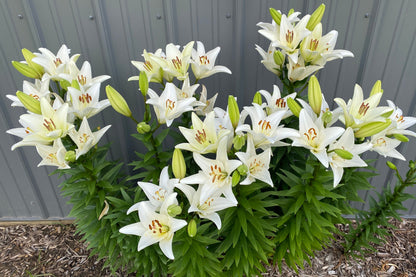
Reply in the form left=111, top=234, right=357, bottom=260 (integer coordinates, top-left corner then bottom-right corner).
left=1, top=0, right=416, bottom=220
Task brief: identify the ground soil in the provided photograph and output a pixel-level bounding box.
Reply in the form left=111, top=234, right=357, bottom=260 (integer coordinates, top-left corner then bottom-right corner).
left=0, top=219, right=415, bottom=277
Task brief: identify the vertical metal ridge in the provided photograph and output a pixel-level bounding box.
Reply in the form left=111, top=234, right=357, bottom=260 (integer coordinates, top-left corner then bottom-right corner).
left=0, top=180, right=15, bottom=217
left=51, top=0, right=65, bottom=43
left=22, top=0, right=42, bottom=46
left=380, top=0, right=407, bottom=82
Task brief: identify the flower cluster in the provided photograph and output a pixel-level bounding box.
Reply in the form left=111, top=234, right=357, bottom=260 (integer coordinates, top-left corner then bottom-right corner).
left=7, top=45, right=111, bottom=168
left=256, top=5, right=353, bottom=82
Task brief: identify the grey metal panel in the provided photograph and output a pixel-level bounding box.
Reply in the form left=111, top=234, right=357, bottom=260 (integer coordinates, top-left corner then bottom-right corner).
left=1, top=0, right=416, bottom=219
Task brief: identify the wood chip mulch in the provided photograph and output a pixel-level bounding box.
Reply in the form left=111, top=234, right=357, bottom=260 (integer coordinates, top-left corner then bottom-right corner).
left=0, top=219, right=415, bottom=277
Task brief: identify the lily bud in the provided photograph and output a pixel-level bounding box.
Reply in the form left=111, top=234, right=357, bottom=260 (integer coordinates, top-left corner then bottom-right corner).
left=59, top=79, right=71, bottom=91
left=12, top=61, right=42, bottom=79
left=167, top=204, right=182, bottom=217
left=393, top=133, right=409, bottom=142
left=237, top=164, right=248, bottom=176
left=306, top=4, right=325, bottom=31
left=16, top=91, right=42, bottom=114
left=105, top=85, right=132, bottom=117
left=71, top=79, right=80, bottom=90
left=322, top=111, right=333, bottom=125
left=308, top=76, right=323, bottom=116
left=253, top=92, right=262, bottom=105
left=269, top=8, right=282, bottom=25
left=409, top=160, right=415, bottom=169
left=334, top=149, right=354, bottom=160
left=22, top=48, right=44, bottom=76
left=273, top=50, right=285, bottom=66
left=370, top=80, right=383, bottom=96
left=288, top=8, right=294, bottom=16
left=136, top=122, right=151, bottom=134
left=386, top=161, right=397, bottom=170
left=139, top=71, right=149, bottom=97
left=188, top=219, right=197, bottom=237
left=228, top=96, right=240, bottom=129
left=65, top=150, right=76, bottom=162
left=233, top=134, right=246, bottom=151
left=232, top=171, right=241, bottom=187
left=381, top=109, right=394, bottom=118
left=172, top=148, right=186, bottom=179
left=354, top=119, right=392, bottom=138
left=287, top=97, right=301, bottom=117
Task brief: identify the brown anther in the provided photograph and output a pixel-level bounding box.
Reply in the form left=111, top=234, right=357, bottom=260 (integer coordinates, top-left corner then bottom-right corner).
left=77, top=75, right=87, bottom=86
left=275, top=98, right=286, bottom=108
left=309, top=39, right=319, bottom=51
left=304, top=128, right=318, bottom=141
left=199, top=55, right=209, bottom=65
left=358, top=103, right=370, bottom=116
left=54, top=58, right=63, bottom=67
left=286, top=30, right=294, bottom=44
left=165, top=99, right=175, bottom=110
left=172, top=56, right=182, bottom=69
left=144, top=60, right=153, bottom=72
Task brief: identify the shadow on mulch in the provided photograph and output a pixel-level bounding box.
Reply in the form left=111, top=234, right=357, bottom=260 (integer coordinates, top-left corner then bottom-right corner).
left=0, top=219, right=415, bottom=277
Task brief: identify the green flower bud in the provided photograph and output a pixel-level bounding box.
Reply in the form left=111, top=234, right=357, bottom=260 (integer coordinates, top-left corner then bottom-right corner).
left=287, top=97, right=302, bottom=117
left=16, top=91, right=42, bottom=114
left=273, top=50, right=285, bottom=66
left=233, top=134, right=246, bottom=151
left=59, top=79, right=71, bottom=91
left=288, top=9, right=294, bottom=16
left=381, top=109, right=394, bottom=118
left=228, top=96, right=240, bottom=129
left=136, top=122, right=151, bottom=134
left=65, top=150, right=76, bottom=162
left=12, top=61, right=42, bottom=79
left=167, top=204, right=182, bottom=217
left=232, top=171, right=241, bottom=187
left=188, top=219, right=197, bottom=237
left=334, top=149, right=354, bottom=160
left=354, top=119, right=392, bottom=138
left=370, top=80, right=383, bottom=96
left=253, top=91, right=262, bottom=105
left=306, top=4, right=325, bottom=31
left=322, top=111, right=333, bottom=125
left=71, top=79, right=80, bottom=90
left=308, top=76, right=323, bottom=116
left=172, top=148, right=186, bottom=179
left=22, top=48, right=44, bottom=76
left=409, top=160, right=415, bottom=169
left=386, top=161, right=397, bottom=170
left=269, top=8, right=282, bottom=25
left=393, top=133, right=409, bottom=142
left=237, top=164, right=248, bottom=176
left=139, top=71, right=149, bottom=96
left=105, top=85, right=132, bottom=117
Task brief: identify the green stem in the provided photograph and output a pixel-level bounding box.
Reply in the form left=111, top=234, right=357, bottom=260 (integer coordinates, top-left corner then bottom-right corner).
left=149, top=123, right=162, bottom=166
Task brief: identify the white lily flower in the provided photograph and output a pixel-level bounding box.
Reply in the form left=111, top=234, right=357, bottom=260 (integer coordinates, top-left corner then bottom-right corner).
left=7, top=77, right=51, bottom=107
left=175, top=183, right=236, bottom=229
left=174, top=77, right=200, bottom=100
left=334, top=84, right=392, bottom=129
left=370, top=133, right=405, bottom=160
left=152, top=42, right=194, bottom=81
left=32, top=45, right=80, bottom=80
left=120, top=193, right=187, bottom=260
left=7, top=97, right=74, bottom=150
left=259, top=85, right=296, bottom=118
left=287, top=54, right=322, bottom=82
left=235, top=135, right=273, bottom=186
left=181, top=138, right=241, bottom=204
left=255, top=43, right=282, bottom=76
left=35, top=138, right=70, bottom=169
left=328, top=128, right=371, bottom=187
left=236, top=103, right=299, bottom=149
left=273, top=14, right=311, bottom=63
left=60, top=61, right=110, bottom=90
left=297, top=96, right=342, bottom=127
left=385, top=100, right=416, bottom=137
left=68, top=117, right=111, bottom=159
left=292, top=109, right=344, bottom=167
left=195, top=85, right=217, bottom=116
left=127, top=167, right=178, bottom=213
left=147, top=83, right=196, bottom=127
left=191, top=41, right=231, bottom=80
left=176, top=112, right=230, bottom=154
left=300, top=23, right=353, bottom=66
left=257, top=11, right=301, bottom=43
left=67, top=83, right=111, bottom=119
left=129, top=49, right=165, bottom=83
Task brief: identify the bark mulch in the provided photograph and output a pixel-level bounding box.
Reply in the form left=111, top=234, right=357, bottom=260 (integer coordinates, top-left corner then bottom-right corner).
left=0, top=219, right=415, bottom=277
